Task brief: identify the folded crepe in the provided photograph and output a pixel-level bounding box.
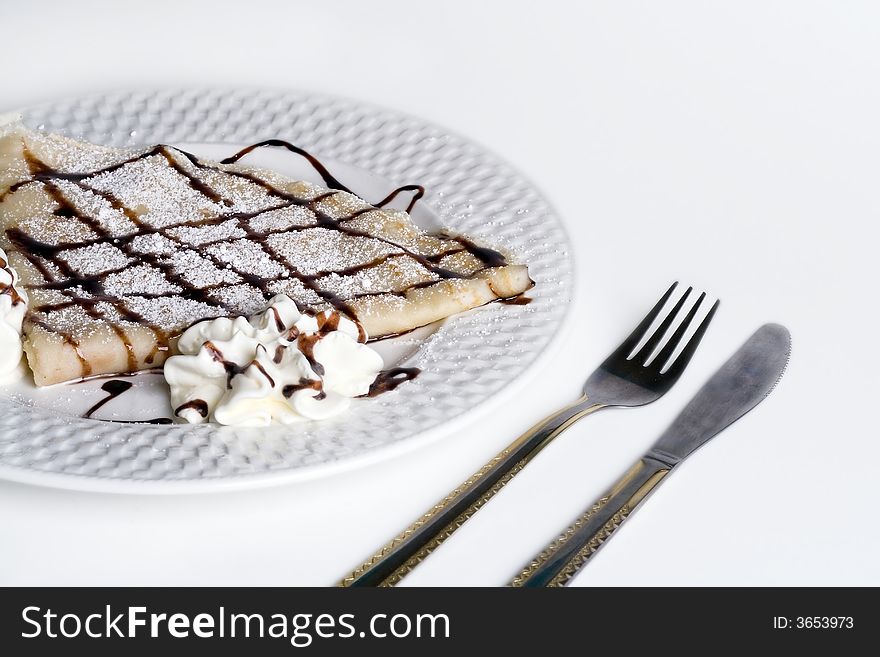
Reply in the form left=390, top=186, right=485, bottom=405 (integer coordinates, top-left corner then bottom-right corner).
left=0, top=120, right=531, bottom=385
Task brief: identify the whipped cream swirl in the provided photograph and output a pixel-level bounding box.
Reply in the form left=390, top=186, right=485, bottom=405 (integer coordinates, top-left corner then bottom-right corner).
left=164, top=295, right=383, bottom=426
left=0, top=248, right=28, bottom=380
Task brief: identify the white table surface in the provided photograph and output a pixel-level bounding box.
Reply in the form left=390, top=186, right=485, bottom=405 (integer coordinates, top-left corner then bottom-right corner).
left=1, top=0, right=877, bottom=586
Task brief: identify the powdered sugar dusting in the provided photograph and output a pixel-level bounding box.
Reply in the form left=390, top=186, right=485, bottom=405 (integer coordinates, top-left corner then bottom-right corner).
left=209, top=284, right=272, bottom=317
left=166, top=148, right=283, bottom=215
left=315, top=191, right=372, bottom=219
left=103, top=264, right=182, bottom=297
left=30, top=133, right=147, bottom=174
left=166, top=250, right=242, bottom=288
left=26, top=287, right=67, bottom=307
left=317, top=254, right=437, bottom=298
left=58, top=243, right=131, bottom=276
left=166, top=218, right=245, bottom=246
left=86, top=154, right=224, bottom=228
left=19, top=212, right=97, bottom=247
left=438, top=250, right=484, bottom=276
left=247, top=205, right=315, bottom=233
left=344, top=210, right=460, bottom=256
left=266, top=228, right=401, bottom=276
left=206, top=239, right=287, bottom=279
left=53, top=180, right=137, bottom=235
left=124, top=296, right=224, bottom=332
left=39, top=304, right=103, bottom=337
left=266, top=279, right=324, bottom=307
left=129, top=233, right=178, bottom=256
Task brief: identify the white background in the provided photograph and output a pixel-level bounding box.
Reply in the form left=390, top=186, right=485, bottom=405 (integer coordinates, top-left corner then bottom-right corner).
left=1, top=0, right=877, bottom=585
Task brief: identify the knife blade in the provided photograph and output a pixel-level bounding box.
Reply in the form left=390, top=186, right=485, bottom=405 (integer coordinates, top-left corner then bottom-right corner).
left=510, top=323, right=791, bottom=587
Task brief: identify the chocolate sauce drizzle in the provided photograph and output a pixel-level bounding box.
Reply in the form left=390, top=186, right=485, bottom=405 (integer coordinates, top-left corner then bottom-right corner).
left=500, top=295, right=533, bottom=306
left=282, top=378, right=323, bottom=400
left=82, top=379, right=132, bottom=418
left=364, top=368, right=421, bottom=397
left=4, top=139, right=510, bottom=384
left=112, top=417, right=174, bottom=425
left=220, top=139, right=354, bottom=194
left=373, top=184, right=425, bottom=214
left=175, top=399, right=209, bottom=419
left=0, top=254, right=26, bottom=306
left=80, top=378, right=172, bottom=423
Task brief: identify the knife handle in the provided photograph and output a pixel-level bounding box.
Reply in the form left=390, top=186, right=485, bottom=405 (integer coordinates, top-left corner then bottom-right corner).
left=338, top=395, right=604, bottom=587
left=510, top=455, right=672, bottom=587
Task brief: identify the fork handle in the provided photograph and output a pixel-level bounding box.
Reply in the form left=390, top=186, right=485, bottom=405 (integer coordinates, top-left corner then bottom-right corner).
left=509, top=455, right=672, bottom=587
left=338, top=395, right=604, bottom=586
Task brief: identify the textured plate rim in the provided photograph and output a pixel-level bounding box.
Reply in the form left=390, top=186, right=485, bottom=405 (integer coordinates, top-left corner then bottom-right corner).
left=0, top=87, right=576, bottom=494
left=0, top=317, right=575, bottom=494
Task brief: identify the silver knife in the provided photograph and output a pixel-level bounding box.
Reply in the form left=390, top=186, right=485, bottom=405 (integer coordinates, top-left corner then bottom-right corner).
left=510, top=323, right=791, bottom=587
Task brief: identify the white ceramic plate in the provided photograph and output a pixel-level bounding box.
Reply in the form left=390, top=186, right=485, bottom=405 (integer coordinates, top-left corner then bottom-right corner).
left=0, top=89, right=573, bottom=493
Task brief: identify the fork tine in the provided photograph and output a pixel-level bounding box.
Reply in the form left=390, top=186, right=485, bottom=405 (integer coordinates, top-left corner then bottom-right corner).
left=657, top=297, right=720, bottom=375
left=651, top=292, right=706, bottom=369
left=633, top=286, right=692, bottom=363
left=610, top=282, right=679, bottom=358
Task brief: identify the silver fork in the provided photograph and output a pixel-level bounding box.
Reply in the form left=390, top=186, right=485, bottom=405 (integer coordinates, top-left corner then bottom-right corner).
left=339, top=282, right=719, bottom=587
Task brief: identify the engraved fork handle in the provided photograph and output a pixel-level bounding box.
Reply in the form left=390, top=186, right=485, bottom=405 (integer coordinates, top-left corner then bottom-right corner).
left=338, top=395, right=604, bottom=587
left=509, top=455, right=672, bottom=587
